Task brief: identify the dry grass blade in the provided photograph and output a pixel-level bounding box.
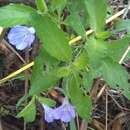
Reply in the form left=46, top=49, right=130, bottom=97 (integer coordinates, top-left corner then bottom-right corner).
left=0, top=62, right=34, bottom=85
left=111, top=112, right=130, bottom=130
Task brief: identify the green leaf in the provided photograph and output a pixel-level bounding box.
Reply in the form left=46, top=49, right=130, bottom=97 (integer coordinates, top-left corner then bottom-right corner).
left=51, top=0, right=66, bottom=14
left=84, top=0, right=107, bottom=32
left=73, top=50, right=89, bottom=70
left=85, top=38, right=107, bottom=68
left=82, top=67, right=101, bottom=92
left=36, top=96, right=56, bottom=106
left=16, top=95, right=29, bottom=108
left=82, top=71, right=94, bottom=92
left=30, top=55, right=43, bottom=83
left=56, top=66, right=71, bottom=77
left=29, top=69, right=58, bottom=96
left=40, top=46, right=59, bottom=67
left=0, top=4, right=35, bottom=27
left=29, top=56, right=58, bottom=96
left=67, top=0, right=88, bottom=28
left=107, top=36, right=130, bottom=62
left=31, top=14, right=72, bottom=62
left=17, top=96, right=36, bottom=122
left=96, top=31, right=111, bottom=40
left=67, top=0, right=85, bottom=11
left=36, top=0, right=48, bottom=13
left=101, top=58, right=130, bottom=98
left=67, top=73, right=92, bottom=120
left=30, top=65, right=71, bottom=96
left=115, top=19, right=130, bottom=33
left=66, top=12, right=86, bottom=37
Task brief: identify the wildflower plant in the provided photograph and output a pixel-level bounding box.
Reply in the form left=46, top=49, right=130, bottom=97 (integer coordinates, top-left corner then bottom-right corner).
left=0, top=0, right=130, bottom=125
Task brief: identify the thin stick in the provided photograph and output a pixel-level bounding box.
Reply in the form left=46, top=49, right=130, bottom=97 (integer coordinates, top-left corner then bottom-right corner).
left=108, top=92, right=130, bottom=111
left=24, top=122, right=26, bottom=130
left=61, top=122, right=67, bottom=130
left=69, top=30, right=93, bottom=45
left=24, top=48, right=29, bottom=95
left=96, top=84, right=106, bottom=100
left=122, top=0, right=130, bottom=18
left=0, top=7, right=129, bottom=84
left=0, top=62, right=34, bottom=85
left=105, top=91, right=108, bottom=130
left=3, top=39, right=26, bottom=64
left=0, top=27, right=3, bottom=35
left=105, top=8, right=126, bottom=24
left=76, top=114, right=80, bottom=130
left=23, top=48, right=30, bottom=130
left=79, top=120, right=88, bottom=130
left=119, top=45, right=130, bottom=64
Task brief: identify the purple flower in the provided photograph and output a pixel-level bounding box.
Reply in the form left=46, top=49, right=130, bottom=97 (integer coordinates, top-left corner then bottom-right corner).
left=7, top=25, right=35, bottom=50
left=42, top=98, right=76, bottom=123
left=42, top=104, right=54, bottom=123
left=53, top=98, right=76, bottom=122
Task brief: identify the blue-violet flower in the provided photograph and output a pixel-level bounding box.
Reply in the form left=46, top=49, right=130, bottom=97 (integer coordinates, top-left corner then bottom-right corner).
left=53, top=98, right=76, bottom=122
left=8, top=25, right=35, bottom=50
left=42, top=104, right=54, bottom=123
left=42, top=98, right=76, bottom=123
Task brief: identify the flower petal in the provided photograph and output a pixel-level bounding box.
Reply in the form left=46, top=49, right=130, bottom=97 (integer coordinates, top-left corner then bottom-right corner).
left=42, top=104, right=54, bottom=123
left=61, top=113, right=72, bottom=123
left=53, top=98, right=76, bottom=122
left=53, top=106, right=63, bottom=119
left=66, top=104, right=76, bottom=118
left=24, top=33, right=35, bottom=47
left=8, top=25, right=35, bottom=50
left=8, top=30, right=26, bottom=46
left=15, top=42, right=29, bottom=50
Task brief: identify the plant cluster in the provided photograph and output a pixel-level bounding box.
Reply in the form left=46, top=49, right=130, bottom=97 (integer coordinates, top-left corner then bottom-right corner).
left=0, top=0, right=130, bottom=124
